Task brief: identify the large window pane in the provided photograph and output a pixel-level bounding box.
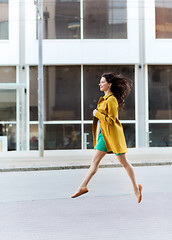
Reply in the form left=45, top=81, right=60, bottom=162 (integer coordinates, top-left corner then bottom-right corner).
left=84, top=123, right=135, bottom=149
left=30, top=124, right=81, bottom=150
left=123, top=124, right=135, bottom=148
left=0, top=0, right=8, bottom=39
left=148, top=66, right=172, bottom=119
left=45, top=124, right=81, bottom=150
left=83, top=0, right=127, bottom=39
left=30, top=125, right=38, bottom=150
left=84, top=124, right=93, bottom=149
left=155, top=0, right=172, bottom=38
left=149, top=124, right=172, bottom=147
left=0, top=124, right=16, bottom=151
left=0, top=67, right=16, bottom=83
left=42, top=0, right=80, bottom=39
left=84, top=65, right=135, bottom=120
left=0, top=90, right=16, bottom=121
left=30, top=66, right=81, bottom=121
left=30, top=67, right=38, bottom=121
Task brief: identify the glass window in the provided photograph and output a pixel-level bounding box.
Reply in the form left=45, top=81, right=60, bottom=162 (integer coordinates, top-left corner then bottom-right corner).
left=84, top=65, right=135, bottom=120
left=83, top=0, right=127, bottom=39
left=123, top=124, right=135, bottom=148
left=45, top=124, right=81, bottom=150
left=148, top=66, right=172, bottom=120
left=0, top=90, right=16, bottom=121
left=155, top=0, right=172, bottom=38
left=30, top=125, right=38, bottom=150
left=149, top=124, right=172, bottom=147
left=84, top=124, right=94, bottom=149
left=42, top=0, right=80, bottom=39
left=0, top=124, right=16, bottom=151
left=30, top=67, right=38, bottom=121
left=0, top=0, right=8, bottom=39
left=30, top=66, right=81, bottom=121
left=84, top=123, right=135, bottom=149
left=0, top=67, right=16, bottom=83
left=30, top=124, right=81, bottom=150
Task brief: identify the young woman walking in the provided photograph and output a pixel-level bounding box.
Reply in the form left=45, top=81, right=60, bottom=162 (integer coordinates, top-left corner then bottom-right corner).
left=71, top=72, right=142, bottom=203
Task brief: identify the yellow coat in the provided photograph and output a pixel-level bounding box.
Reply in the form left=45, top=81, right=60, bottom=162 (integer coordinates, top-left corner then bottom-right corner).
left=92, top=92, right=127, bottom=154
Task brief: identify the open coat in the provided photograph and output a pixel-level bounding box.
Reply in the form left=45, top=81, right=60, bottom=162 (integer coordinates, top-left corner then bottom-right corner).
left=92, top=92, right=127, bottom=154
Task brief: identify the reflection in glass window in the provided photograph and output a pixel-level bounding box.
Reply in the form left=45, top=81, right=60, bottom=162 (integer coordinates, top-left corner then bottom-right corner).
left=0, top=124, right=16, bottom=151
left=123, top=124, right=135, bottom=148
left=149, top=124, right=172, bottom=147
left=30, top=125, right=38, bottom=150
left=0, top=90, right=16, bottom=121
left=30, top=67, right=38, bottom=121
left=84, top=65, right=135, bottom=120
left=42, top=0, right=80, bottom=39
left=84, top=123, right=135, bottom=149
left=30, top=66, right=81, bottom=121
left=0, top=67, right=16, bottom=83
left=0, top=0, right=8, bottom=39
left=84, top=125, right=93, bottom=149
left=83, top=0, right=127, bottom=39
left=148, top=66, right=172, bottom=120
left=30, top=124, right=81, bottom=150
left=45, top=124, right=81, bottom=150
left=155, top=0, right=172, bottom=38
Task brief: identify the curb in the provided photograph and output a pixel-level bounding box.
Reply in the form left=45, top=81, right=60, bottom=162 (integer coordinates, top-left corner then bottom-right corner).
left=0, top=161, right=172, bottom=172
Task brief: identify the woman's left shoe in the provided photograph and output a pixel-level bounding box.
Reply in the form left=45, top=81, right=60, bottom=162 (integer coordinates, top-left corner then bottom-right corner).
left=137, top=184, right=142, bottom=203
left=71, top=187, right=88, bottom=198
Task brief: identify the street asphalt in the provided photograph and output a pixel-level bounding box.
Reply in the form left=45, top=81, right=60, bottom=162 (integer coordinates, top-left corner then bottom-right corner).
left=0, top=166, right=172, bottom=240
left=0, top=193, right=171, bottom=240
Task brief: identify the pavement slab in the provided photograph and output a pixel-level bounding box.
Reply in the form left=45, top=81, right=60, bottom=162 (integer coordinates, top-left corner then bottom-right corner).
left=0, top=148, right=172, bottom=172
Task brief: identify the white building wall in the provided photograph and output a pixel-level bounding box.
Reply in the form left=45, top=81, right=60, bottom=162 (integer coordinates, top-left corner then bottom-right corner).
left=0, top=0, right=19, bottom=65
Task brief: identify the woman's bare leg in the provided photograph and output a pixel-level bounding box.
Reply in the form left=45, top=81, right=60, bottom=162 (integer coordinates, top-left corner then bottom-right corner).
left=117, top=153, right=140, bottom=198
left=76, top=150, right=106, bottom=192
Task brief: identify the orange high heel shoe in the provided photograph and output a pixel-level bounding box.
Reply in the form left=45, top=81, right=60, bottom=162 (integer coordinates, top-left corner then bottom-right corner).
left=71, top=187, right=88, bottom=198
left=137, top=184, right=142, bottom=203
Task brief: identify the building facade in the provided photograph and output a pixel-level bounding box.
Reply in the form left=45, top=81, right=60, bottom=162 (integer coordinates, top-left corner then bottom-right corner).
left=0, top=0, right=172, bottom=152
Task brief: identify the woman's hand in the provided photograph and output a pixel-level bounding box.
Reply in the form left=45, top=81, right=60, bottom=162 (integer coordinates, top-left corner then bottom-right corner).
left=93, top=109, right=97, bottom=116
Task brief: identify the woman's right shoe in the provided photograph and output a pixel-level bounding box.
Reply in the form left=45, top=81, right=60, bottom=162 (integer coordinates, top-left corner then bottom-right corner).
left=71, top=187, right=88, bottom=198
left=137, top=184, right=142, bottom=203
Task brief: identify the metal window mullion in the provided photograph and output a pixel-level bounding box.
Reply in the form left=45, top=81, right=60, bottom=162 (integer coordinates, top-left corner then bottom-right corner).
left=120, top=120, right=136, bottom=124
left=145, top=64, right=149, bottom=147
left=26, top=65, right=30, bottom=151
left=0, top=121, right=17, bottom=124
left=149, top=120, right=172, bottom=124
left=81, top=65, right=84, bottom=149
left=16, top=66, right=20, bottom=151
left=80, top=0, right=83, bottom=39
left=29, top=121, right=83, bottom=124
left=135, top=64, right=139, bottom=148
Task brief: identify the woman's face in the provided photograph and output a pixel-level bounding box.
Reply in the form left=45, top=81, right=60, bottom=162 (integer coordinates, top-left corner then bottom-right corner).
left=99, top=77, right=111, bottom=92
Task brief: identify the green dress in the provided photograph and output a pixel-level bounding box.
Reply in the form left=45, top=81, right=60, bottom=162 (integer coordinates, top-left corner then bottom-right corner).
left=94, top=130, right=123, bottom=156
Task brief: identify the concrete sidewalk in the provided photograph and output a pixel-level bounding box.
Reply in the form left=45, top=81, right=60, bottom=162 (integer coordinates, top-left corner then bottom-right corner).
left=0, top=147, right=172, bottom=172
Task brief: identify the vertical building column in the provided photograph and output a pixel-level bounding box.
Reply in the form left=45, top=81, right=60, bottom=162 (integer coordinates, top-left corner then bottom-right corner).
left=18, top=1, right=27, bottom=150
left=136, top=0, right=148, bottom=147
left=37, top=0, right=44, bottom=157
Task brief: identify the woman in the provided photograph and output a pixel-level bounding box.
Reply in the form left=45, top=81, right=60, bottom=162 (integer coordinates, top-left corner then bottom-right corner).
left=71, top=72, right=142, bottom=203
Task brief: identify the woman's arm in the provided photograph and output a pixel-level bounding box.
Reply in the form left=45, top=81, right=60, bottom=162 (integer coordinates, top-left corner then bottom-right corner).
left=94, top=98, right=118, bottom=125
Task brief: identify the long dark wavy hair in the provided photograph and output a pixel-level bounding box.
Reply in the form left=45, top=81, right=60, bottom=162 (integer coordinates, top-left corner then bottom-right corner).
left=102, top=72, right=133, bottom=110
